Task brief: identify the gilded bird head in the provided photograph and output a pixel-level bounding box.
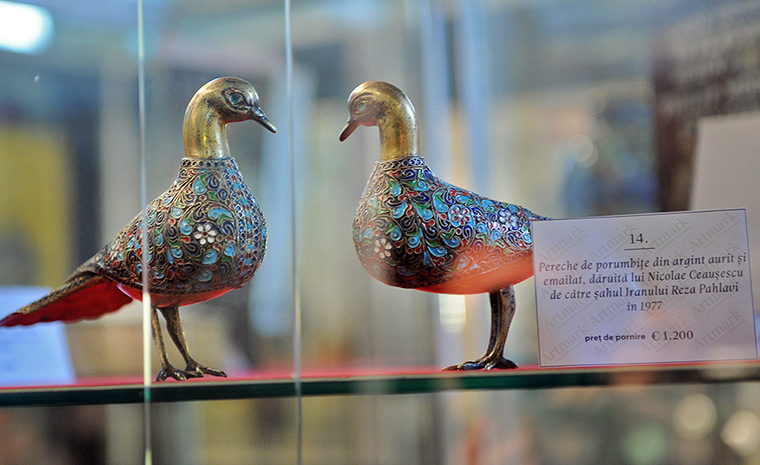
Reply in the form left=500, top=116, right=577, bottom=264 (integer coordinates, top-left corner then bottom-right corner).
left=187, top=77, right=277, bottom=133
left=184, top=77, right=276, bottom=159
left=340, top=81, right=419, bottom=161
left=339, top=81, right=416, bottom=140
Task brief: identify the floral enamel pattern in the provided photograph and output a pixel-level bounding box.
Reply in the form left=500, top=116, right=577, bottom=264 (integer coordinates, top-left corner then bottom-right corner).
left=89, top=157, right=266, bottom=295
left=353, top=155, right=544, bottom=289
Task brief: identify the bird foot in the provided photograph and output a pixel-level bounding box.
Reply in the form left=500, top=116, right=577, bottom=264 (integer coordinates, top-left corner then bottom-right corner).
left=183, top=362, right=228, bottom=379
left=156, top=366, right=189, bottom=382
left=442, top=357, right=518, bottom=372
left=155, top=363, right=227, bottom=382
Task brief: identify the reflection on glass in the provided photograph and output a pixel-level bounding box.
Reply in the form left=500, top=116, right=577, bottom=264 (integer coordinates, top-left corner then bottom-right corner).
left=0, top=1, right=54, bottom=55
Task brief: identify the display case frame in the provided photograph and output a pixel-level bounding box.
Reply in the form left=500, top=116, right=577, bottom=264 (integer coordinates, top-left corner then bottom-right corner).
left=1, top=1, right=759, bottom=464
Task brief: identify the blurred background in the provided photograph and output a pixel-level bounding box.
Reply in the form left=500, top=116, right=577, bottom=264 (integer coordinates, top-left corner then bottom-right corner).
left=1, top=0, right=760, bottom=463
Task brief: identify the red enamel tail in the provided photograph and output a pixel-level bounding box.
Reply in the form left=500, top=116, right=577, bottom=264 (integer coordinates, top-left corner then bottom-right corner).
left=0, top=274, right=132, bottom=326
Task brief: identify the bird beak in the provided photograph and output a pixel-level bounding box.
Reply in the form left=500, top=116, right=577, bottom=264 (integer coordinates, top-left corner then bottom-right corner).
left=251, top=107, right=277, bottom=133
left=339, top=119, right=359, bottom=141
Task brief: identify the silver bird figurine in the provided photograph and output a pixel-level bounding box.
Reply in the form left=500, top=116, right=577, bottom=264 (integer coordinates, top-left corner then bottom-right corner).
left=1, top=77, right=276, bottom=381
left=340, top=81, right=547, bottom=370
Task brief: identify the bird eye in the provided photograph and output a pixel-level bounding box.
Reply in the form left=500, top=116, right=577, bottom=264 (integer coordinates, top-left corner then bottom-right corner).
left=227, top=91, right=246, bottom=107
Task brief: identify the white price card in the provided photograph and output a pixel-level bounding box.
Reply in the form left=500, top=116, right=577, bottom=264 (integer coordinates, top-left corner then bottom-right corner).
left=532, top=209, right=757, bottom=367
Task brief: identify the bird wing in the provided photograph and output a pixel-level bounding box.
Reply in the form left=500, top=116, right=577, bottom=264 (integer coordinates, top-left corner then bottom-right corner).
left=354, top=156, right=546, bottom=291
left=88, top=157, right=266, bottom=297
left=0, top=272, right=132, bottom=327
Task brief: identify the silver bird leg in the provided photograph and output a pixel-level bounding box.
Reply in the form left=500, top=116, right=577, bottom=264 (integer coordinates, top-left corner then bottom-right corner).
left=158, top=306, right=227, bottom=380
left=444, top=286, right=518, bottom=371
left=151, top=305, right=186, bottom=382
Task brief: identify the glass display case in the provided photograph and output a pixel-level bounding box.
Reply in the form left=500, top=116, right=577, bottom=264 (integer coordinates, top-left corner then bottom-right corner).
left=1, top=0, right=759, bottom=464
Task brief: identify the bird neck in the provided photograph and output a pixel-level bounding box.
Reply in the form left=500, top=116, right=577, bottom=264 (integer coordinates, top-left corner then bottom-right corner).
left=183, top=105, right=231, bottom=159
left=377, top=105, right=419, bottom=161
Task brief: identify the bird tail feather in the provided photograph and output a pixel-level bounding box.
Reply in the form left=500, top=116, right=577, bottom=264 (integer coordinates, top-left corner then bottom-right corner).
left=0, top=274, right=132, bottom=327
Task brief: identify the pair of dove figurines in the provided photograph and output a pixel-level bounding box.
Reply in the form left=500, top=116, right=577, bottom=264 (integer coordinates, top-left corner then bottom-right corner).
left=1, top=77, right=546, bottom=381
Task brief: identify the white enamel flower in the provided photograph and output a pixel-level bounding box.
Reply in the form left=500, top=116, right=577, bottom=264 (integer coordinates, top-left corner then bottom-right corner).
left=194, top=223, right=218, bottom=245
left=374, top=237, right=392, bottom=259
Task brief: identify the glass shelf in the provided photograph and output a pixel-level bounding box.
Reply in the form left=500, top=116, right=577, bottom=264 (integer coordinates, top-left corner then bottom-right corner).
left=2, top=362, right=759, bottom=408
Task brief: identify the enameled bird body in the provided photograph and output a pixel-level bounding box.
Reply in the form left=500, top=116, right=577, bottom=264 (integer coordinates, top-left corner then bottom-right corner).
left=86, top=155, right=266, bottom=306
left=1, top=77, right=276, bottom=381
left=341, top=80, right=547, bottom=370
left=353, top=154, right=542, bottom=295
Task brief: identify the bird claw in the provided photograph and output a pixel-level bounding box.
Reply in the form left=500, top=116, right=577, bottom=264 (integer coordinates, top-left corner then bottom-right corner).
left=184, top=362, right=227, bottom=379
left=156, top=366, right=188, bottom=382
left=155, top=363, right=227, bottom=382
left=442, top=357, right=518, bottom=372
left=484, top=358, right=518, bottom=370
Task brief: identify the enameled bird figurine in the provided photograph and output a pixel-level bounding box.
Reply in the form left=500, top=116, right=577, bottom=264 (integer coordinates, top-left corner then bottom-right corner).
left=1, top=77, right=276, bottom=381
left=340, top=81, right=547, bottom=370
